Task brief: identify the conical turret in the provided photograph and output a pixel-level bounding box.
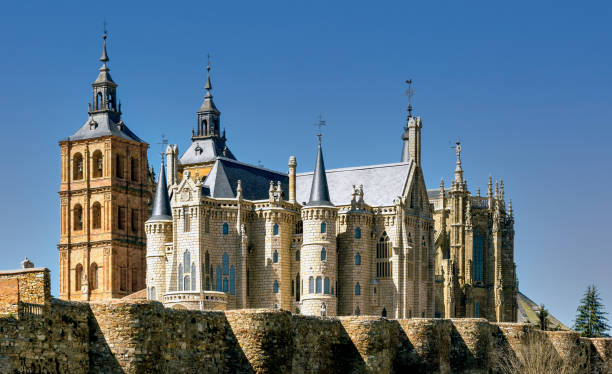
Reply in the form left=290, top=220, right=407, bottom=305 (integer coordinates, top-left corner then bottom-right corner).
left=307, top=135, right=333, bottom=206
left=149, top=157, right=172, bottom=221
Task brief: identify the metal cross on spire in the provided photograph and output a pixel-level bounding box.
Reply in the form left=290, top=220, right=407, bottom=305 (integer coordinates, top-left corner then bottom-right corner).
left=157, top=134, right=168, bottom=154
left=103, top=20, right=108, bottom=38
left=314, top=115, right=327, bottom=144
left=405, top=79, right=415, bottom=119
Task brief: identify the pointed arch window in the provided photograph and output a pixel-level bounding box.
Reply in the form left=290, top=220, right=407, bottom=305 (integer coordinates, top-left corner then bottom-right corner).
left=320, top=221, right=326, bottom=233
left=355, top=282, right=361, bottom=296
left=222, top=222, right=229, bottom=235
left=320, top=248, right=326, bottom=261
left=309, top=276, right=314, bottom=294
left=183, top=251, right=191, bottom=272
left=355, top=227, right=361, bottom=239
left=324, top=277, right=330, bottom=294
left=92, top=202, right=101, bottom=230
left=90, top=263, right=98, bottom=290
left=376, top=232, right=391, bottom=278
left=382, top=308, right=387, bottom=317
left=216, top=266, right=222, bottom=291
left=178, top=264, right=184, bottom=291
left=273, top=280, right=279, bottom=293
left=75, top=264, right=82, bottom=291
left=222, top=253, right=229, bottom=275
left=316, top=276, right=322, bottom=294
left=296, top=273, right=300, bottom=301
left=92, top=151, right=103, bottom=178
left=74, top=204, right=83, bottom=231
left=355, top=252, right=361, bottom=266
left=273, top=224, right=279, bottom=236
left=230, top=266, right=235, bottom=295
left=273, top=250, right=279, bottom=263
left=73, top=153, right=83, bottom=180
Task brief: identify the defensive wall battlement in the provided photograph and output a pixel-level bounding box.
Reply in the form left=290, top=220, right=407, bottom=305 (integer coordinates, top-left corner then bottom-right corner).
left=0, top=268, right=610, bottom=373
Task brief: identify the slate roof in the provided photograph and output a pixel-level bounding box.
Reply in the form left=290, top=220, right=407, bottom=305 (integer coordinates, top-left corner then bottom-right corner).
left=203, top=157, right=288, bottom=200
left=518, top=292, right=569, bottom=330
left=427, top=188, right=445, bottom=200
left=179, top=138, right=236, bottom=166
left=296, top=161, right=413, bottom=207
left=66, top=112, right=143, bottom=142
left=148, top=160, right=172, bottom=221
left=306, top=142, right=333, bottom=207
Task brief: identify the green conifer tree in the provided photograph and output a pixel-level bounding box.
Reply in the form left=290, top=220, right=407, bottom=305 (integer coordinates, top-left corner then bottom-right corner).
left=573, top=284, right=610, bottom=338
left=536, top=304, right=549, bottom=331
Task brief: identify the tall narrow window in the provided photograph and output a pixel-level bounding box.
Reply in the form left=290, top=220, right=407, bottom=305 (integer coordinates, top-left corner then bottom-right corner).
left=75, top=264, right=82, bottom=291
left=131, top=209, right=138, bottom=233
left=230, top=266, right=235, bottom=295
left=96, top=92, right=102, bottom=110
left=222, top=222, right=229, bottom=235
left=74, top=204, right=83, bottom=231
left=296, top=250, right=300, bottom=262
left=222, top=253, right=229, bottom=275
left=150, top=287, right=156, bottom=301
left=309, top=276, right=314, bottom=293
left=120, top=268, right=127, bottom=291
left=296, top=273, right=300, bottom=301
left=92, top=202, right=101, bottom=229
left=73, top=153, right=83, bottom=180
left=324, top=278, right=330, bottom=294
left=355, top=306, right=360, bottom=316
left=295, top=220, right=303, bottom=234
left=320, top=221, right=326, bottom=233
left=184, top=276, right=190, bottom=291
left=117, top=206, right=126, bottom=230
left=216, top=266, right=222, bottom=291
left=273, top=250, right=279, bottom=263
left=316, top=277, right=322, bottom=294
left=376, top=232, right=391, bottom=278
left=355, top=252, right=361, bottom=266
left=178, top=264, right=184, bottom=291
left=115, top=154, right=124, bottom=179
left=223, top=277, right=228, bottom=292
left=355, top=282, right=361, bottom=296
left=191, top=263, right=196, bottom=291
left=273, top=224, right=279, bottom=235
left=475, top=301, right=480, bottom=318
left=183, top=210, right=190, bottom=232
left=92, top=151, right=103, bottom=178
left=90, top=263, right=98, bottom=290
left=183, top=251, right=191, bottom=272
left=320, top=248, right=326, bottom=261
left=273, top=280, right=279, bottom=293
left=130, top=157, right=138, bottom=182
left=246, top=269, right=250, bottom=296
left=355, top=227, right=361, bottom=239
left=473, top=230, right=484, bottom=282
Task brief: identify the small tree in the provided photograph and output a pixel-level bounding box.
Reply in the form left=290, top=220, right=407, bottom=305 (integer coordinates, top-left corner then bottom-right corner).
left=573, top=284, right=610, bottom=338
left=536, top=304, right=549, bottom=331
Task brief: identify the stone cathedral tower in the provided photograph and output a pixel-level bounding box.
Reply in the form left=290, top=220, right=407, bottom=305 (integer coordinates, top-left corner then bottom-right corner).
left=58, top=32, right=152, bottom=301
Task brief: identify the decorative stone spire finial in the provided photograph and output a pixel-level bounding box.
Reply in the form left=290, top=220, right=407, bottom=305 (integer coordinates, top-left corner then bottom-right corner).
left=488, top=175, right=493, bottom=197
left=453, top=142, right=463, bottom=185
left=508, top=199, right=513, bottom=217
left=500, top=179, right=505, bottom=201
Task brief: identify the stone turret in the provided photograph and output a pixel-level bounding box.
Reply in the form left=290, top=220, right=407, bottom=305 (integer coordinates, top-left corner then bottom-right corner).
left=300, top=135, right=338, bottom=316
left=145, top=158, right=173, bottom=301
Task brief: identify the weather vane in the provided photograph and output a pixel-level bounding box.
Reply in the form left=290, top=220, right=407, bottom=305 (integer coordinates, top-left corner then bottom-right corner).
left=103, top=20, right=108, bottom=38
left=450, top=140, right=462, bottom=161
left=314, top=115, right=326, bottom=144
left=207, top=53, right=211, bottom=70
left=405, top=79, right=415, bottom=118
left=157, top=134, right=168, bottom=154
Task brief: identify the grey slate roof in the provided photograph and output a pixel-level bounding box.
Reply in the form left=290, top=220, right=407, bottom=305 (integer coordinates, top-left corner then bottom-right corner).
left=179, top=138, right=236, bottom=166
left=148, top=160, right=172, bottom=221
left=306, top=142, right=333, bottom=207
left=296, top=161, right=413, bottom=207
left=203, top=157, right=288, bottom=200
left=66, top=112, right=143, bottom=142
left=427, top=188, right=444, bottom=200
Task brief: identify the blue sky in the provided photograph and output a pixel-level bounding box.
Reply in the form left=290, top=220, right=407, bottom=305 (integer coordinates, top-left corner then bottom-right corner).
left=0, top=1, right=610, bottom=327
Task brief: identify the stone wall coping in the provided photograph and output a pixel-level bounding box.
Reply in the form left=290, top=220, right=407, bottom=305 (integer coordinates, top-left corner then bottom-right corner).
left=0, top=267, right=49, bottom=276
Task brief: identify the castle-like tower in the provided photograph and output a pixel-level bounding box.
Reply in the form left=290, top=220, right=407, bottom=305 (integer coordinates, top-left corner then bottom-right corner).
left=58, top=32, right=152, bottom=301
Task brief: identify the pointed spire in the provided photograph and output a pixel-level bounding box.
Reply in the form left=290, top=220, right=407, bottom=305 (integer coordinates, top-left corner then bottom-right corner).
left=488, top=175, right=493, bottom=197
left=205, top=54, right=212, bottom=96
left=500, top=179, right=505, bottom=201
left=100, top=27, right=109, bottom=66
left=198, top=54, right=219, bottom=114
left=148, top=155, right=172, bottom=221
left=307, top=134, right=333, bottom=206
left=94, top=26, right=115, bottom=85
left=453, top=142, right=463, bottom=184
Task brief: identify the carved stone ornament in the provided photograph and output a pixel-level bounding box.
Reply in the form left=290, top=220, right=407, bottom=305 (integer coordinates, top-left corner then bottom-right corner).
left=181, top=189, right=191, bottom=202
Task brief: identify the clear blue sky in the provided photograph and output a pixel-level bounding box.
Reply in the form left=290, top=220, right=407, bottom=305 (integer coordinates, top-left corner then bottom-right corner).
left=0, top=1, right=610, bottom=328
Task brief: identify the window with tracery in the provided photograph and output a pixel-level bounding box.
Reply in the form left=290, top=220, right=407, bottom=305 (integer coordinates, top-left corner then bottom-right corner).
left=376, top=232, right=391, bottom=278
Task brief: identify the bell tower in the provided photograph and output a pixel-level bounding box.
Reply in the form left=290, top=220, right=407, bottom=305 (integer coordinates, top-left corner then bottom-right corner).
left=58, top=30, right=152, bottom=301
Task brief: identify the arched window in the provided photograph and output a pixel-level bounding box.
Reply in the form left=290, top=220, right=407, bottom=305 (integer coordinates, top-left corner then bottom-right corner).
left=309, top=276, right=314, bottom=293
left=184, top=276, right=190, bottom=291
left=273, top=280, right=279, bottom=293
left=320, top=221, right=326, bottom=233
left=222, top=222, right=229, bottom=235
left=75, top=264, right=82, bottom=291
left=355, top=282, right=361, bottom=296
left=115, top=154, right=124, bottom=179
left=202, top=119, right=208, bottom=135
left=376, top=232, right=391, bottom=278
left=92, top=151, right=103, bottom=178
left=130, top=157, right=138, bottom=182
left=320, top=248, right=326, bottom=261
left=230, top=266, right=235, bottom=295
left=273, top=250, right=279, bottom=263
left=324, top=278, right=330, bottom=294
left=92, top=202, right=101, bottom=229
left=222, top=253, right=229, bottom=275
left=96, top=92, right=102, bottom=110
left=296, top=273, right=300, bottom=301
left=216, top=266, right=222, bottom=291
left=74, top=204, right=83, bottom=231
left=150, top=286, right=156, bottom=301
left=273, top=224, right=279, bottom=235
left=355, top=306, right=360, bottom=316
left=178, top=264, right=183, bottom=291
left=382, top=308, right=387, bottom=317
left=355, top=252, right=361, bottom=266
left=191, top=263, right=196, bottom=291
left=316, top=276, right=322, bottom=294
left=473, top=230, right=484, bottom=282
left=183, top=251, right=191, bottom=272
left=355, top=227, right=361, bottom=239
left=90, top=263, right=98, bottom=290
left=73, top=153, right=83, bottom=180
